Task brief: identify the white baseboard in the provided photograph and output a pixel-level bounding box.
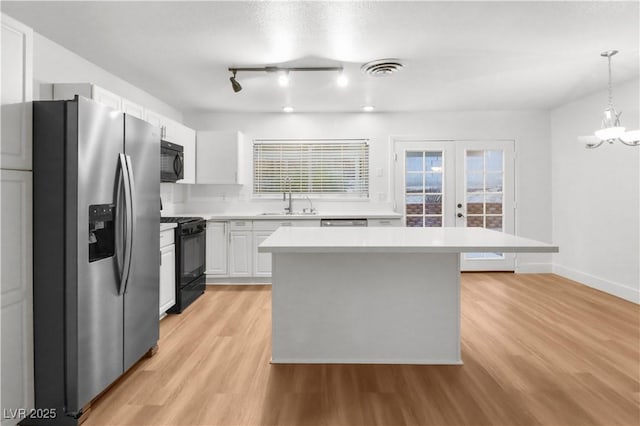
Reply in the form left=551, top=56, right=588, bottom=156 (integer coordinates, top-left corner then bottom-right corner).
left=515, top=262, right=553, bottom=273
left=552, top=264, right=639, bottom=304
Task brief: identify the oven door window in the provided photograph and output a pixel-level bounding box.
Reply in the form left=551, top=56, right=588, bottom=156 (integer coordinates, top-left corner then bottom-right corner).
left=180, top=232, right=205, bottom=285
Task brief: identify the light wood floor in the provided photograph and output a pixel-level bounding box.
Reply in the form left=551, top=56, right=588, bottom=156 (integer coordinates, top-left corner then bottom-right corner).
left=85, top=273, right=640, bottom=426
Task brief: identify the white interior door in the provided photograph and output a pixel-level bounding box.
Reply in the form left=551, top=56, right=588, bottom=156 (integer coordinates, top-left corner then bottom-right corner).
left=394, top=140, right=515, bottom=271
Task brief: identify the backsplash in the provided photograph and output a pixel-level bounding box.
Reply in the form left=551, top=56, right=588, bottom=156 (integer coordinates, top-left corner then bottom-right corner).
left=168, top=183, right=393, bottom=215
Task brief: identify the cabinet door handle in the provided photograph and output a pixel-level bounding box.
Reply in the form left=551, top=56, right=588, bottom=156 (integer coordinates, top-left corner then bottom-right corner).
left=159, top=250, right=162, bottom=266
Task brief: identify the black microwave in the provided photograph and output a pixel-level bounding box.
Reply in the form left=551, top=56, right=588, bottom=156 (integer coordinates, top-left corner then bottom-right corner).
left=161, top=140, right=184, bottom=182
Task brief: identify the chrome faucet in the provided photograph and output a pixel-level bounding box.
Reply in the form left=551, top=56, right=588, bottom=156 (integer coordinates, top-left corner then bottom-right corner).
left=283, top=177, right=293, bottom=214
left=303, top=195, right=316, bottom=214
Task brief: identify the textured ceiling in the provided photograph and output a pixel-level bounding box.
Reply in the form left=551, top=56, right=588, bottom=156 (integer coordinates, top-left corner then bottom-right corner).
left=3, top=1, right=639, bottom=113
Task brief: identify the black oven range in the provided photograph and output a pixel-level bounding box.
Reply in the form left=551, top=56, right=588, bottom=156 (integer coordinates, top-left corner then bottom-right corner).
left=160, top=216, right=206, bottom=313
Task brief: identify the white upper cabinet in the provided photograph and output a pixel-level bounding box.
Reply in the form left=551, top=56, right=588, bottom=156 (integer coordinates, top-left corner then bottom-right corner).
left=1, top=14, right=33, bottom=171
left=91, top=85, right=122, bottom=111
left=196, top=131, right=244, bottom=184
left=178, top=125, right=196, bottom=184
left=145, top=110, right=179, bottom=143
left=121, top=97, right=145, bottom=120
left=53, top=83, right=123, bottom=111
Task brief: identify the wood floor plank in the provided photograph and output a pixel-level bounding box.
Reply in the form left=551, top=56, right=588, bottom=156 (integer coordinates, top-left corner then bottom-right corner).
left=84, top=276, right=640, bottom=426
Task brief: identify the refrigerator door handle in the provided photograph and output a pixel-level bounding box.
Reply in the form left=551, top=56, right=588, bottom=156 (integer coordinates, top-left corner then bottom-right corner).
left=115, top=157, right=125, bottom=281
left=118, top=153, right=133, bottom=295
left=122, top=154, right=137, bottom=294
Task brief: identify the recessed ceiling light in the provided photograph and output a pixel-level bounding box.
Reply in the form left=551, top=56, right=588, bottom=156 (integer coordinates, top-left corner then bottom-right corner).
left=336, top=71, right=349, bottom=87
left=282, top=106, right=294, bottom=113
left=278, top=70, right=290, bottom=87
left=362, top=105, right=375, bottom=112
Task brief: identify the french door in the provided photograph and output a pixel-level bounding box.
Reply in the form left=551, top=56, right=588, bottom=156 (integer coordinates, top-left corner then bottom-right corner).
left=393, top=140, right=515, bottom=271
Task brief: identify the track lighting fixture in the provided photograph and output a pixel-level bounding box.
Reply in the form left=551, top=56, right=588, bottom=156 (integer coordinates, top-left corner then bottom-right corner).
left=229, top=70, right=242, bottom=93
left=228, top=66, right=345, bottom=92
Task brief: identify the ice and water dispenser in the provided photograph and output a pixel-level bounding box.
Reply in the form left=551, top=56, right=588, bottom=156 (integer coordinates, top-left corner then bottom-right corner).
left=88, top=204, right=115, bottom=262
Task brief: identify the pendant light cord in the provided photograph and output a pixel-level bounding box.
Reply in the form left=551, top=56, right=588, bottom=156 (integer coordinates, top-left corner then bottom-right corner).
left=607, top=54, right=613, bottom=109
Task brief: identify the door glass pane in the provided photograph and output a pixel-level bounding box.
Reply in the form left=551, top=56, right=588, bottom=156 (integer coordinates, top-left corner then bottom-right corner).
left=406, top=195, right=424, bottom=215
left=425, top=216, right=442, bottom=227
left=467, top=216, right=483, bottom=227
left=464, top=149, right=505, bottom=260
left=404, top=150, right=443, bottom=228
left=406, top=173, right=423, bottom=193
left=466, top=150, right=483, bottom=171
left=486, top=216, right=503, bottom=230
left=406, top=152, right=423, bottom=172
left=467, top=173, right=483, bottom=193
left=406, top=216, right=424, bottom=227
left=425, top=194, right=442, bottom=214
left=425, top=173, right=442, bottom=193
left=486, top=173, right=503, bottom=192
left=425, top=152, right=442, bottom=171
left=485, top=150, right=503, bottom=172
left=485, top=194, right=502, bottom=214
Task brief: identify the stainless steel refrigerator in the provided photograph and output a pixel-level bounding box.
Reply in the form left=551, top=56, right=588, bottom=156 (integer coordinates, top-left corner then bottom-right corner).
left=27, top=96, right=160, bottom=425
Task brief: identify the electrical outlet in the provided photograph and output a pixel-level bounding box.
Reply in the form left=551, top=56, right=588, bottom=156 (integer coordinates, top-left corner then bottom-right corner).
left=376, top=168, right=384, bottom=177
left=377, top=192, right=386, bottom=201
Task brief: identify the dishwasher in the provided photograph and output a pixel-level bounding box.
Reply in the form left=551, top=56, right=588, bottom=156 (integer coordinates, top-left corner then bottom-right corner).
left=320, top=218, right=368, bottom=227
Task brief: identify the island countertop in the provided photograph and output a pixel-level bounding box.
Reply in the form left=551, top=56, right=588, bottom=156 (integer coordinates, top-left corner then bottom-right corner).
left=259, top=227, right=559, bottom=254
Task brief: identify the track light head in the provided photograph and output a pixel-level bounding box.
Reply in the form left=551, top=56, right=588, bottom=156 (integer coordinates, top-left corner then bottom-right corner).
left=230, top=70, right=242, bottom=93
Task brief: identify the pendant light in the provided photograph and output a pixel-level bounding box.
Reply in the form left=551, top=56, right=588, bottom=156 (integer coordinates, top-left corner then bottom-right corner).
left=578, top=50, right=639, bottom=149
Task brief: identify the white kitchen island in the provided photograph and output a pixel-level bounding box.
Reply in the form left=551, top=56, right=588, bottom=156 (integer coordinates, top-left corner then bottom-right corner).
left=259, top=227, right=558, bottom=365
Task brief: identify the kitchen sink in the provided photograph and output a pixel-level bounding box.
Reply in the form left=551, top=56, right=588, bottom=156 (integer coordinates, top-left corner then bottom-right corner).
left=258, top=211, right=318, bottom=216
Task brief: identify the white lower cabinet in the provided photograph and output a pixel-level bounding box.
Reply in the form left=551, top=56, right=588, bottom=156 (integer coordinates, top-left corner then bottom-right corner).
left=159, top=229, right=175, bottom=316
left=252, top=231, right=273, bottom=276
left=369, top=218, right=402, bottom=227
left=205, top=218, right=397, bottom=279
left=206, top=221, right=228, bottom=275
left=229, top=231, right=253, bottom=277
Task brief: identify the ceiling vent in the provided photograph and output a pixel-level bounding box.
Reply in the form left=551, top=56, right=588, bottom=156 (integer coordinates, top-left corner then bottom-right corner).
left=361, top=59, right=404, bottom=76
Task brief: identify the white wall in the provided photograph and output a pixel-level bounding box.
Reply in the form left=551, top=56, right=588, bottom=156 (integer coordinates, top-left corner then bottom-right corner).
left=32, top=32, right=182, bottom=121
left=183, top=110, right=553, bottom=271
left=551, top=79, right=640, bottom=303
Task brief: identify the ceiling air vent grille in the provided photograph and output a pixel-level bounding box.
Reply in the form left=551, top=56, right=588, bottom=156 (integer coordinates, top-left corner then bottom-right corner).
left=361, top=59, right=404, bottom=76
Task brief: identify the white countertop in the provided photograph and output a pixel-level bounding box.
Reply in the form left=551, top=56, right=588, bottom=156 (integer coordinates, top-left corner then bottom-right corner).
left=259, top=227, right=559, bottom=254
left=160, top=223, right=177, bottom=232
left=170, top=212, right=402, bottom=220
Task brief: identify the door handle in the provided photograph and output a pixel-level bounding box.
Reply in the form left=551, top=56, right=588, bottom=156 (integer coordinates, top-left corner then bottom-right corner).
left=118, top=154, right=133, bottom=295
left=122, top=154, right=137, bottom=295
left=115, top=156, right=125, bottom=285
left=457, top=212, right=465, bottom=218
left=173, top=154, right=183, bottom=177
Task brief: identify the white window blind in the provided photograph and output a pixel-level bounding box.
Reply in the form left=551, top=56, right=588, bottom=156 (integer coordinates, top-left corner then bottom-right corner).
left=253, top=140, right=369, bottom=196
